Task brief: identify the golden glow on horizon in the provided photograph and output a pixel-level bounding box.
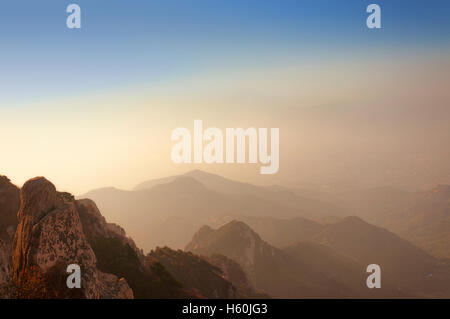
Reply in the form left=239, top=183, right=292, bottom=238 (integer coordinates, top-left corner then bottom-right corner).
left=1, top=54, right=449, bottom=194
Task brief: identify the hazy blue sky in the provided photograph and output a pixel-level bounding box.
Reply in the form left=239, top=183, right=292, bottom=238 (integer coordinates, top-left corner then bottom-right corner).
left=1, top=0, right=449, bottom=104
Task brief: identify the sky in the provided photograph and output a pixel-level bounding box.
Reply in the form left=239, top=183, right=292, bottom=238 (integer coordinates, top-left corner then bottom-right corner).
left=0, top=0, right=449, bottom=194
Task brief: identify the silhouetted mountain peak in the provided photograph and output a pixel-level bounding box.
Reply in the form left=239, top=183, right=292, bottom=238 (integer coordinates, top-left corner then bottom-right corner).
left=186, top=220, right=262, bottom=254
left=340, top=215, right=366, bottom=225
left=155, top=176, right=206, bottom=190
left=173, top=176, right=205, bottom=187
left=88, top=186, right=121, bottom=193
left=223, top=219, right=256, bottom=233
left=316, top=215, right=402, bottom=244
left=189, top=225, right=214, bottom=246
left=313, top=214, right=440, bottom=290
left=197, top=225, right=214, bottom=235
left=184, top=169, right=217, bottom=178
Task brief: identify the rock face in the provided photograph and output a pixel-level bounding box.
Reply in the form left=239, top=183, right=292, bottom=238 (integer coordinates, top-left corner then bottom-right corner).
left=186, top=221, right=277, bottom=285
left=4, top=177, right=189, bottom=299
left=0, top=176, right=20, bottom=239
left=0, top=239, right=11, bottom=296
left=75, top=199, right=144, bottom=260
left=0, top=176, right=20, bottom=297
left=11, top=177, right=133, bottom=299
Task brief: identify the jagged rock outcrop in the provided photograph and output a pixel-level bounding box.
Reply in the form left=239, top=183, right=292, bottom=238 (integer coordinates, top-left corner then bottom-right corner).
left=0, top=176, right=20, bottom=297
left=75, top=198, right=189, bottom=299
left=11, top=177, right=133, bottom=299
left=76, top=199, right=143, bottom=259
left=0, top=239, right=11, bottom=297
left=0, top=176, right=19, bottom=239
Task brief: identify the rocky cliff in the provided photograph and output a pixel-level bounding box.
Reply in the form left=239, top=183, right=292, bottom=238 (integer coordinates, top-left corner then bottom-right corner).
left=10, top=177, right=133, bottom=298
left=0, top=239, right=11, bottom=297
left=76, top=198, right=144, bottom=260
left=0, top=176, right=19, bottom=297
left=1, top=175, right=264, bottom=299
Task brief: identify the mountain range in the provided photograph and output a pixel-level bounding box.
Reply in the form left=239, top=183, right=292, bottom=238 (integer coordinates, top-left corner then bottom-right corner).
left=186, top=218, right=450, bottom=298
left=82, top=170, right=346, bottom=251
left=327, top=185, right=450, bottom=259
left=83, top=170, right=450, bottom=261
left=1, top=170, right=449, bottom=298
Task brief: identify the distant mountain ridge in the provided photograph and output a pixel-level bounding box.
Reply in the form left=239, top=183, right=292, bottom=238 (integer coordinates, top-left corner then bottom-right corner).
left=1, top=171, right=449, bottom=299
left=331, top=185, right=450, bottom=259
left=82, top=171, right=347, bottom=251
left=83, top=170, right=450, bottom=260
left=134, top=170, right=348, bottom=219
left=186, top=219, right=450, bottom=298
left=186, top=220, right=389, bottom=298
